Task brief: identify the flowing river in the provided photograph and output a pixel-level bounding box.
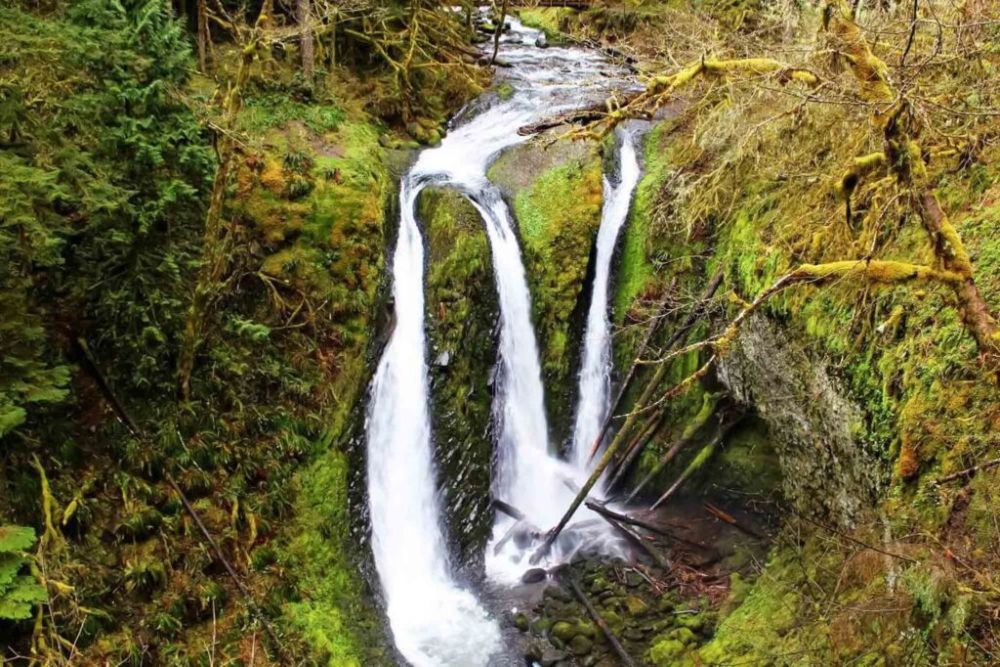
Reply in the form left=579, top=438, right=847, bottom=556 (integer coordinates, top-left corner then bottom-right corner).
left=365, top=17, right=637, bottom=666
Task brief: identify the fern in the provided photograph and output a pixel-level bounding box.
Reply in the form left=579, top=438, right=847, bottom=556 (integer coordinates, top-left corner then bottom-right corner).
left=0, top=525, right=46, bottom=621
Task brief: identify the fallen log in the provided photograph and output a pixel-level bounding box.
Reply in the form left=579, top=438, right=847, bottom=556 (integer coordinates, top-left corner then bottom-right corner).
left=584, top=500, right=705, bottom=550
left=605, top=411, right=666, bottom=493
left=934, top=457, right=1000, bottom=484
left=625, top=396, right=733, bottom=503
left=602, top=514, right=670, bottom=570
left=650, top=425, right=727, bottom=510
left=562, top=574, right=638, bottom=667
left=76, top=337, right=288, bottom=660
left=493, top=497, right=526, bottom=521
left=518, top=103, right=612, bottom=136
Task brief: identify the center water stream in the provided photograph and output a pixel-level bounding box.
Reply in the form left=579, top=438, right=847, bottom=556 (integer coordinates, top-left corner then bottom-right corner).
left=366, top=18, right=637, bottom=666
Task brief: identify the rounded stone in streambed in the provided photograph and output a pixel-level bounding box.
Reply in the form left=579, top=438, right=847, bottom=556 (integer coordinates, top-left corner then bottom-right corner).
left=550, top=620, right=576, bottom=643
left=522, top=567, right=548, bottom=584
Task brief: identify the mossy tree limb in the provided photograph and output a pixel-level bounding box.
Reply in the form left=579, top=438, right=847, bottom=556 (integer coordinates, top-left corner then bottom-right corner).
left=563, top=0, right=1000, bottom=373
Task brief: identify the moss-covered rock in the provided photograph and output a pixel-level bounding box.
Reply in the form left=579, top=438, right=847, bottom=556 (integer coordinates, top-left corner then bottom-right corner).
left=418, top=186, right=500, bottom=556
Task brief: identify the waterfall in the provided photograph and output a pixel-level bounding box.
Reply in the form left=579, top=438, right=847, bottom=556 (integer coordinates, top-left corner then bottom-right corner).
left=570, top=129, right=642, bottom=471
left=365, top=15, right=634, bottom=663
left=365, top=179, right=500, bottom=667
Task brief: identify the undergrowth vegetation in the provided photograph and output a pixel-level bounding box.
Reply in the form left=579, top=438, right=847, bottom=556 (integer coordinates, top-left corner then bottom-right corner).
left=0, top=0, right=420, bottom=661
left=586, top=0, right=1000, bottom=662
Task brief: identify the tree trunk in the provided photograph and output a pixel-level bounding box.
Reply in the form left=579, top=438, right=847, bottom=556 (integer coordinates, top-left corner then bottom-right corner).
left=196, top=0, right=209, bottom=74
left=491, top=0, right=508, bottom=65
left=299, top=0, right=314, bottom=81
left=915, top=190, right=1000, bottom=370
left=177, top=3, right=271, bottom=401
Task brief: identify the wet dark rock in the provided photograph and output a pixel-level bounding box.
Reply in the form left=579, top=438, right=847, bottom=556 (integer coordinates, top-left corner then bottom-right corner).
left=531, top=616, right=552, bottom=635
left=625, top=595, right=648, bottom=615
left=677, top=612, right=705, bottom=633
left=522, top=567, right=548, bottom=584
left=623, top=627, right=647, bottom=642
left=535, top=34, right=548, bottom=48
left=625, top=571, right=644, bottom=588
left=544, top=585, right=573, bottom=603
left=574, top=620, right=597, bottom=639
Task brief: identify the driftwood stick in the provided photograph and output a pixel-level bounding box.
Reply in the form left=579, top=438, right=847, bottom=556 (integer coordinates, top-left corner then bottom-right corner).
left=493, top=497, right=526, bottom=521
left=587, top=272, right=724, bottom=462
left=935, top=457, right=1000, bottom=484
left=165, top=473, right=287, bottom=655
left=602, top=515, right=670, bottom=570
left=563, top=575, right=638, bottom=667
left=703, top=502, right=766, bottom=540
left=625, top=398, right=733, bottom=503
left=584, top=500, right=704, bottom=549
left=518, top=104, right=613, bottom=136
left=650, top=429, right=724, bottom=511
left=626, top=436, right=688, bottom=504
left=76, top=338, right=141, bottom=436
left=606, top=412, right=666, bottom=493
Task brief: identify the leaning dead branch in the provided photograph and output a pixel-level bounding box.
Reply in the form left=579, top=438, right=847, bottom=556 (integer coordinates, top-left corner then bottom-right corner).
left=586, top=272, right=724, bottom=464
left=538, top=251, right=971, bottom=562
left=562, top=573, right=639, bottom=667
left=625, top=397, right=738, bottom=503
left=584, top=501, right=704, bottom=549
left=934, top=457, right=1000, bottom=485
left=650, top=422, right=726, bottom=510
left=531, top=365, right=708, bottom=563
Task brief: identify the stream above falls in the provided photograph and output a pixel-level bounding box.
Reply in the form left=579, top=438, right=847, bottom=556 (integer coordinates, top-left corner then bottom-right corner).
left=365, top=16, right=639, bottom=666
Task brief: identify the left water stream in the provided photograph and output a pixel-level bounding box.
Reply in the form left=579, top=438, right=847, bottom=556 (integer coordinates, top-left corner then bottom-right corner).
left=365, top=17, right=632, bottom=666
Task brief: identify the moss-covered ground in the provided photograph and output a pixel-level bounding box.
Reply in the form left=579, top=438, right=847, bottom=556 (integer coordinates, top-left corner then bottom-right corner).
left=0, top=6, right=395, bottom=660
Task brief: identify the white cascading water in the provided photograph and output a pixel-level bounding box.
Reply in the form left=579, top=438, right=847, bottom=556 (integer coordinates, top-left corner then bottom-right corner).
left=365, top=16, right=634, bottom=665
left=570, top=129, right=642, bottom=471
left=366, top=178, right=500, bottom=667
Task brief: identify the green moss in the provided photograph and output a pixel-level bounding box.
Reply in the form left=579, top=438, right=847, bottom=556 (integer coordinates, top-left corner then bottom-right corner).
left=485, top=140, right=605, bottom=436
left=613, top=122, right=675, bottom=323
left=510, top=153, right=603, bottom=435
left=711, top=416, right=779, bottom=495
left=282, top=446, right=386, bottom=666
left=239, top=93, right=346, bottom=135
left=517, top=7, right=577, bottom=41
left=698, top=549, right=815, bottom=665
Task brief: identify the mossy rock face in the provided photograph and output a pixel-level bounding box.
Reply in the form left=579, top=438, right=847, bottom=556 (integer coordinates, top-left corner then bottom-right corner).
left=489, top=136, right=604, bottom=444
left=227, top=106, right=392, bottom=664
left=418, top=186, right=500, bottom=557
left=716, top=314, right=880, bottom=525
